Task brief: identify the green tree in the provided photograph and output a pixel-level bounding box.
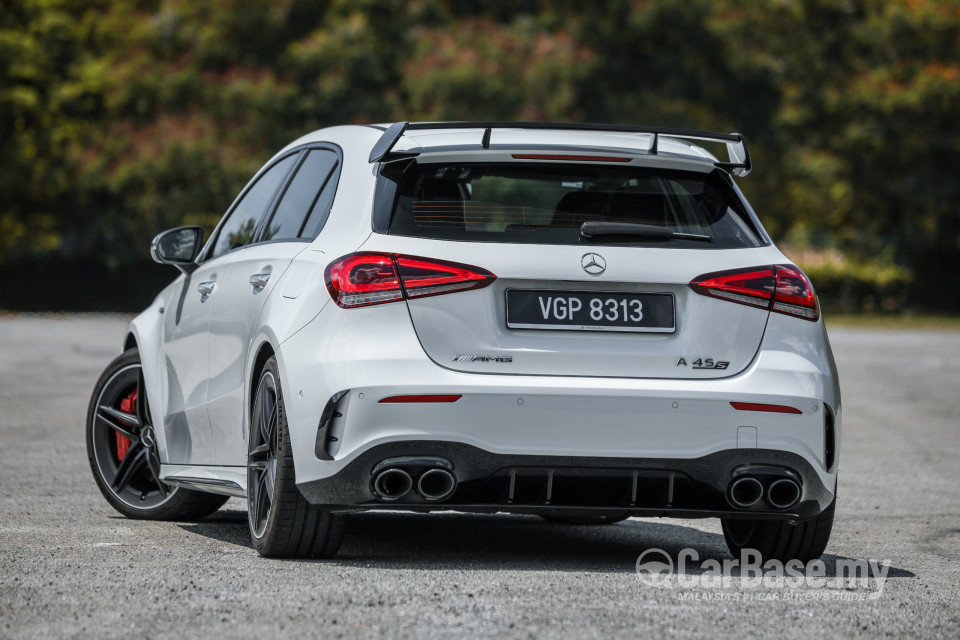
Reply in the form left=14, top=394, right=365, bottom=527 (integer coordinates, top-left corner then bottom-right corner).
left=1, top=0, right=958, bottom=310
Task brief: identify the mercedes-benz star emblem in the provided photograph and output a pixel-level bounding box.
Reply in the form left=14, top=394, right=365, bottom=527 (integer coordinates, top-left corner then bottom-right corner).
left=581, top=252, right=606, bottom=275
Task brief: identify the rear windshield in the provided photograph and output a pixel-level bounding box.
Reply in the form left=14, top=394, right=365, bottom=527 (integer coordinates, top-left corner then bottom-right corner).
left=379, top=162, right=765, bottom=249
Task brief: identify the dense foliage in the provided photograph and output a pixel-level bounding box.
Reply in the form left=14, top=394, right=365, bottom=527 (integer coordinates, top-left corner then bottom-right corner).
left=2, top=0, right=958, bottom=310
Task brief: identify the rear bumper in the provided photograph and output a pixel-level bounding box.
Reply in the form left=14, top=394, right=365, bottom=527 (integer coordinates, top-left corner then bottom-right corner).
left=298, top=441, right=834, bottom=520
left=276, top=299, right=841, bottom=513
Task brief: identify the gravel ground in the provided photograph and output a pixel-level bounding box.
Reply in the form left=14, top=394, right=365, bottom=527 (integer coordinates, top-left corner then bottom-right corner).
left=1, top=314, right=958, bottom=639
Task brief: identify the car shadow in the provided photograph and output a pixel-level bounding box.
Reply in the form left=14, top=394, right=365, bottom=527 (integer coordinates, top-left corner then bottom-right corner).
left=176, top=510, right=914, bottom=578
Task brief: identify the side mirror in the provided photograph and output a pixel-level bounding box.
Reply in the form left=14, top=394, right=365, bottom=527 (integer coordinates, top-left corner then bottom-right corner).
left=150, top=226, right=204, bottom=274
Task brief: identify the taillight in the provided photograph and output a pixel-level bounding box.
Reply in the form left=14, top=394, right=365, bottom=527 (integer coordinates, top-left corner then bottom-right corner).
left=689, top=267, right=776, bottom=310
left=689, top=264, right=819, bottom=321
left=396, top=255, right=495, bottom=299
left=325, top=253, right=404, bottom=308
left=324, top=252, right=495, bottom=308
left=770, top=264, right=819, bottom=320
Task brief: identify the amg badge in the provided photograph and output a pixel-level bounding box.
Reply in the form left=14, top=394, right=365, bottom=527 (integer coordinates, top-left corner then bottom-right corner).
left=453, top=354, right=513, bottom=363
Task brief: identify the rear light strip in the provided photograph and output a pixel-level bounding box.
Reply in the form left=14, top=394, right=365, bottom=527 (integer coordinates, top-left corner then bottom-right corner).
left=689, top=264, right=819, bottom=321
left=325, top=252, right=496, bottom=309
left=511, top=154, right=632, bottom=163
left=379, top=395, right=462, bottom=404
left=731, top=402, right=803, bottom=414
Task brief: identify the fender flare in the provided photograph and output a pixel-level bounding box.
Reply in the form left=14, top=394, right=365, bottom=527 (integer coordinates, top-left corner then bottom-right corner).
left=123, top=294, right=169, bottom=461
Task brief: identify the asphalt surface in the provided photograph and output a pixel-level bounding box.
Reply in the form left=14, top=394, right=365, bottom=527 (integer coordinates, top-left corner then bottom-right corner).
left=1, top=314, right=958, bottom=639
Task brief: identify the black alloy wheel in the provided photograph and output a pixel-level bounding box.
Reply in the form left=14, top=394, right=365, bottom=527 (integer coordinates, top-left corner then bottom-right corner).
left=86, top=349, right=227, bottom=519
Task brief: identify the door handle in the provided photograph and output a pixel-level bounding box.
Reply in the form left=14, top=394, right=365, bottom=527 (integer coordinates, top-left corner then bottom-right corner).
left=197, top=281, right=216, bottom=296
left=249, top=273, right=271, bottom=289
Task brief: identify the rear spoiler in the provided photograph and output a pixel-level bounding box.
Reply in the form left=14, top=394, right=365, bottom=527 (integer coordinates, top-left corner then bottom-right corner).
left=368, top=121, right=751, bottom=176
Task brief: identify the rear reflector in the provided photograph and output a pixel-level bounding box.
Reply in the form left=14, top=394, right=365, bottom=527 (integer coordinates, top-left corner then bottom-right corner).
left=511, top=154, right=631, bottom=163
left=379, top=395, right=462, bottom=404
left=731, top=402, right=803, bottom=414
left=325, top=252, right=495, bottom=308
left=689, top=264, right=819, bottom=321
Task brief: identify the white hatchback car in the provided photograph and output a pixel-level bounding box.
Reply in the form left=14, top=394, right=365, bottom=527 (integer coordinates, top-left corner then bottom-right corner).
left=87, top=122, right=840, bottom=560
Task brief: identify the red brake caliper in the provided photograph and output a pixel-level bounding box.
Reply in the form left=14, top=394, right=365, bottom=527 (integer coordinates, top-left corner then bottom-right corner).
left=116, top=389, right=136, bottom=461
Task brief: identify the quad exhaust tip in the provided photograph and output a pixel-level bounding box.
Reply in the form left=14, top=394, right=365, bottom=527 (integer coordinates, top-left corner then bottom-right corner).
left=728, top=476, right=764, bottom=508
left=766, top=478, right=801, bottom=509
left=417, top=468, right=457, bottom=501
left=373, top=468, right=413, bottom=501
left=728, top=474, right=802, bottom=510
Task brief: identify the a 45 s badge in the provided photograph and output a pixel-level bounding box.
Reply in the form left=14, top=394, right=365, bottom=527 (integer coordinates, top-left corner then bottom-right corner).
left=677, top=357, right=729, bottom=370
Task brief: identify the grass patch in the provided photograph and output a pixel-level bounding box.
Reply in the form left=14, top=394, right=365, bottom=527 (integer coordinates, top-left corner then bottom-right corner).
left=825, top=313, right=960, bottom=331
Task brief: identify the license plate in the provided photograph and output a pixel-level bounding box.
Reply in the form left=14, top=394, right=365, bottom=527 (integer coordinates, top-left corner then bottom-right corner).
left=506, top=289, right=675, bottom=333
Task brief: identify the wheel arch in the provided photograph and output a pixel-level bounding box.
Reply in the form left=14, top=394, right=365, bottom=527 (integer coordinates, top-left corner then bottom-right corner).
left=248, top=337, right=278, bottom=419
left=123, top=294, right=168, bottom=461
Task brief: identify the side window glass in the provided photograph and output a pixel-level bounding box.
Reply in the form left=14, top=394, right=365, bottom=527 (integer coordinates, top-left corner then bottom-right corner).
left=300, top=152, right=341, bottom=239
left=209, top=153, right=297, bottom=259
left=262, top=150, right=338, bottom=242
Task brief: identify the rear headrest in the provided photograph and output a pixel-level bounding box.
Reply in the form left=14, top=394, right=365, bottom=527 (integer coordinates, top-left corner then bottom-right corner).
left=608, top=192, right=669, bottom=226
left=552, top=191, right=610, bottom=226
left=412, top=178, right=464, bottom=229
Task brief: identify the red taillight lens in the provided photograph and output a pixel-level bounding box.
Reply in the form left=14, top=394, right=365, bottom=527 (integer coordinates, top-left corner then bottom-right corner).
left=396, top=255, right=495, bottom=299
left=324, top=253, right=404, bottom=308
left=324, top=252, right=496, bottom=308
left=379, top=395, right=462, bottom=403
left=689, top=266, right=776, bottom=309
left=731, top=402, right=803, bottom=414
left=770, top=264, right=819, bottom=321
left=689, top=264, right=819, bottom=321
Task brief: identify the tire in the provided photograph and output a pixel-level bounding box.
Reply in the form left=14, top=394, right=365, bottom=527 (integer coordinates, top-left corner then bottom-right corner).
left=721, top=495, right=836, bottom=563
left=247, top=356, right=346, bottom=558
left=541, top=514, right=630, bottom=526
left=86, top=348, right=228, bottom=520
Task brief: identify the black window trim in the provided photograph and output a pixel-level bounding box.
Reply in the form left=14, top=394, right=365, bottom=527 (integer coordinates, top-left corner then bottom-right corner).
left=296, top=151, right=341, bottom=240
left=201, top=149, right=302, bottom=263
left=255, top=144, right=343, bottom=244
left=200, top=141, right=343, bottom=263
left=251, top=149, right=311, bottom=244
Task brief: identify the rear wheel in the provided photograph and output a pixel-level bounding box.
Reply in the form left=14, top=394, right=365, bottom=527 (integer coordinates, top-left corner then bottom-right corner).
left=86, top=349, right=228, bottom=520
left=247, top=356, right=345, bottom=558
left=721, top=496, right=835, bottom=563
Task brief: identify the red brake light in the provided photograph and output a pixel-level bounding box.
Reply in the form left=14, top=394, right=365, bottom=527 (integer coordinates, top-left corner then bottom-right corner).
left=325, top=252, right=495, bottom=308
left=512, top=154, right=631, bottom=162
left=689, top=266, right=775, bottom=309
left=731, top=402, right=802, bottom=414
left=771, top=264, right=820, bottom=320
left=396, top=255, right=495, bottom=299
left=689, top=264, right=819, bottom=321
left=379, top=395, right=462, bottom=403
left=324, top=253, right=404, bottom=308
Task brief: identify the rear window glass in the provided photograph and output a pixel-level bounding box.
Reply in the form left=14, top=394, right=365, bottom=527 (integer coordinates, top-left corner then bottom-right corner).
left=382, top=163, right=764, bottom=249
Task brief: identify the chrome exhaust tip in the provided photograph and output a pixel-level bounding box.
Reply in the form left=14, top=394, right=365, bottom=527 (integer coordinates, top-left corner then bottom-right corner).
left=417, top=468, right=457, bottom=501
left=766, top=478, right=801, bottom=509
left=728, top=476, right=764, bottom=508
left=373, top=468, right=413, bottom=501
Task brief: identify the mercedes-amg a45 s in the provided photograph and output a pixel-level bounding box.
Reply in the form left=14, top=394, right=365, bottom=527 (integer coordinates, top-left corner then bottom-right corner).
left=86, top=122, right=840, bottom=560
